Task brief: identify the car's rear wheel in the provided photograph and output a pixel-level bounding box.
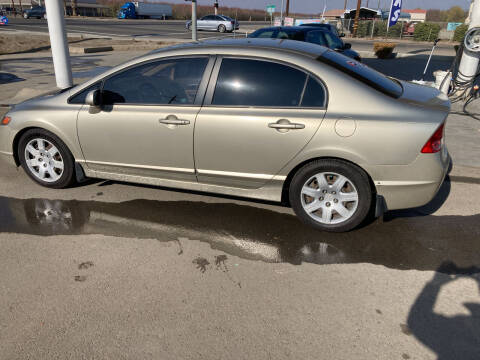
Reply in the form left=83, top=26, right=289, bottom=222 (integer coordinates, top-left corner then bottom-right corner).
left=218, top=24, right=226, bottom=33
left=289, top=159, right=372, bottom=232
left=18, top=129, right=76, bottom=189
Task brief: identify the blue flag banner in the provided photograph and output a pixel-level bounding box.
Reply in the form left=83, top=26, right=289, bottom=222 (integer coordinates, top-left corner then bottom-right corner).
left=388, top=0, right=403, bottom=28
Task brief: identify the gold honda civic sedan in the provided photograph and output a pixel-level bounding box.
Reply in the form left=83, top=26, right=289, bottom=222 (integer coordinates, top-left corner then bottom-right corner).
left=0, top=39, right=450, bottom=232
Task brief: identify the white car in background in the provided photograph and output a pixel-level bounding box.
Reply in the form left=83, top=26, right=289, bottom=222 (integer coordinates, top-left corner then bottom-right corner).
left=186, top=14, right=239, bottom=33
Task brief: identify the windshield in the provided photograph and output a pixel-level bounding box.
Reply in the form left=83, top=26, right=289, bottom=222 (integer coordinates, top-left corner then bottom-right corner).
left=318, top=50, right=403, bottom=98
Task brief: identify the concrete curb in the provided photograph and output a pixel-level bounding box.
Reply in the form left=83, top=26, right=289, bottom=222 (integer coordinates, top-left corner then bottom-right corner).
left=69, top=46, right=113, bottom=54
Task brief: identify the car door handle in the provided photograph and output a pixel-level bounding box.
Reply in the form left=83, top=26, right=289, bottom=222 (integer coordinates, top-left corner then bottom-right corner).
left=268, top=119, right=305, bottom=130
left=159, top=116, right=190, bottom=126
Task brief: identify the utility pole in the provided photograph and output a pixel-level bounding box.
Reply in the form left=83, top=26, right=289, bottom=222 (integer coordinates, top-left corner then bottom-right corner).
left=214, top=0, right=218, bottom=15
left=285, top=0, right=290, bottom=16
left=44, top=0, right=72, bottom=88
left=280, top=0, right=284, bottom=24
left=191, top=0, right=197, bottom=41
left=344, top=0, right=348, bottom=10
left=366, top=0, right=369, bottom=7
left=352, top=0, right=361, bottom=37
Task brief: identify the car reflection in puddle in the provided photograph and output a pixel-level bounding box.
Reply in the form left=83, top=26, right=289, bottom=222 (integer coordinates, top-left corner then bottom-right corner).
left=0, top=195, right=479, bottom=272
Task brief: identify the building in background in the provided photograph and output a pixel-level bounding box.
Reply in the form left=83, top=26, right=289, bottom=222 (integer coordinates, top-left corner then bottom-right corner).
left=403, top=9, right=427, bottom=22
left=0, top=0, right=109, bottom=16
left=323, top=9, right=345, bottom=21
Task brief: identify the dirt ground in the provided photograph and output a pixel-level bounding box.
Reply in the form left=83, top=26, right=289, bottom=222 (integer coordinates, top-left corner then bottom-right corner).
left=0, top=33, right=171, bottom=55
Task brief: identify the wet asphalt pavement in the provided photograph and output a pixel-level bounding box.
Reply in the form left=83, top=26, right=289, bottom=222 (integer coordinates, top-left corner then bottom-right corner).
left=0, top=176, right=479, bottom=272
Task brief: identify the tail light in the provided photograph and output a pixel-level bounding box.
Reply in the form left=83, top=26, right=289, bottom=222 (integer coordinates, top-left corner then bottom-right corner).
left=421, top=123, right=445, bottom=153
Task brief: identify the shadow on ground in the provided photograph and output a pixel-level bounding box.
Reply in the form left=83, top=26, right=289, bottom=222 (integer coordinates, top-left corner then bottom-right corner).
left=408, top=261, right=480, bottom=360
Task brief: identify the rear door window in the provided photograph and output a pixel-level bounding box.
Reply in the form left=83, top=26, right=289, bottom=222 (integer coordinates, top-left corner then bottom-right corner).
left=212, top=58, right=326, bottom=108
left=318, top=50, right=403, bottom=98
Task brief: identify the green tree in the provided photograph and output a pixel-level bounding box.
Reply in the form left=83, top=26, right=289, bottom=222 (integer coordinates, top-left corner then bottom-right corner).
left=446, top=6, right=467, bottom=22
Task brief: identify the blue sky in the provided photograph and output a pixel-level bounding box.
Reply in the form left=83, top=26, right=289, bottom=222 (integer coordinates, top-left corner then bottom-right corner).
left=164, top=0, right=471, bottom=13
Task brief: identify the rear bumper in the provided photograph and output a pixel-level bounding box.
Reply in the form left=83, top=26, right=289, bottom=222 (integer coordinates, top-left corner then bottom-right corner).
left=371, top=147, right=450, bottom=211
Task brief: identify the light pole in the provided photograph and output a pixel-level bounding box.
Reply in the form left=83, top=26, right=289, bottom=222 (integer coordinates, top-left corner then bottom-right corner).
left=285, top=0, right=290, bottom=16
left=191, top=0, right=197, bottom=41
left=44, top=0, right=72, bottom=88
left=344, top=0, right=348, bottom=10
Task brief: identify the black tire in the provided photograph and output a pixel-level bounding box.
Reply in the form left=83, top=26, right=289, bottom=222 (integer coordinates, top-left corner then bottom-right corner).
left=218, top=24, right=226, bottom=33
left=18, top=129, right=76, bottom=189
left=289, top=159, right=372, bottom=232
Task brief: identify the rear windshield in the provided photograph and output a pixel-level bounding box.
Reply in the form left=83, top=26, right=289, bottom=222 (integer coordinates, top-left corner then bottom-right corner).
left=318, top=50, right=403, bottom=98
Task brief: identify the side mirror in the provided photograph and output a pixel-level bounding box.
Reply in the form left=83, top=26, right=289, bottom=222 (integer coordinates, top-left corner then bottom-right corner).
left=339, top=33, right=346, bottom=37
left=343, top=43, right=352, bottom=50
left=85, top=89, right=101, bottom=107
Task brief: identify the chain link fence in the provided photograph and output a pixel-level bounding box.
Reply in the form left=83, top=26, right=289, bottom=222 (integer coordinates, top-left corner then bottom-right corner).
left=330, top=19, right=462, bottom=42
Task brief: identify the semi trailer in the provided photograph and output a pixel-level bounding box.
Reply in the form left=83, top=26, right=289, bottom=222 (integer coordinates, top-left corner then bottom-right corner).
left=118, top=2, right=172, bottom=19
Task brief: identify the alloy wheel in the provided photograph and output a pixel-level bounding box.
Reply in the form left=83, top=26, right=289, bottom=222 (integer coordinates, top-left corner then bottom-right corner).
left=24, top=138, right=64, bottom=183
left=300, top=172, right=359, bottom=225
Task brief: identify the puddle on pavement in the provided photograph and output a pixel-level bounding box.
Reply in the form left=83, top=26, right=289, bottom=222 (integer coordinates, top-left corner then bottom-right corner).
left=0, top=195, right=479, bottom=271
left=0, top=72, right=25, bottom=84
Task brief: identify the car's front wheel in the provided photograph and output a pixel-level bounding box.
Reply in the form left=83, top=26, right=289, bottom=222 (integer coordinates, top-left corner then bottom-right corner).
left=218, top=24, right=226, bottom=33
left=43, top=13, right=47, bottom=20
left=289, top=159, right=372, bottom=232
left=18, top=129, right=76, bottom=189
left=23, top=13, right=28, bottom=19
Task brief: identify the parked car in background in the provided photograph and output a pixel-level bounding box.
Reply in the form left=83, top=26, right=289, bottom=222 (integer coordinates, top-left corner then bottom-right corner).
left=0, top=10, right=8, bottom=25
left=249, top=26, right=361, bottom=61
left=0, top=39, right=450, bottom=232
left=186, top=15, right=239, bottom=33
left=23, top=6, right=46, bottom=19
left=299, top=23, right=345, bottom=37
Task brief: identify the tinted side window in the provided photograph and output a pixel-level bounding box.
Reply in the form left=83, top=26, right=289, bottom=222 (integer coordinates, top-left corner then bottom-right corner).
left=250, top=29, right=275, bottom=38
left=212, top=58, right=307, bottom=107
left=301, top=76, right=326, bottom=107
left=102, top=57, right=208, bottom=105
left=323, top=32, right=344, bottom=49
left=277, top=30, right=304, bottom=41
left=305, top=31, right=327, bottom=46
left=69, top=82, right=101, bottom=104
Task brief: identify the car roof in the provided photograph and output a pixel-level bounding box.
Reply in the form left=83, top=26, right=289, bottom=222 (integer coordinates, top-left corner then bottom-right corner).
left=150, top=38, right=329, bottom=58
left=254, top=26, right=331, bottom=33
